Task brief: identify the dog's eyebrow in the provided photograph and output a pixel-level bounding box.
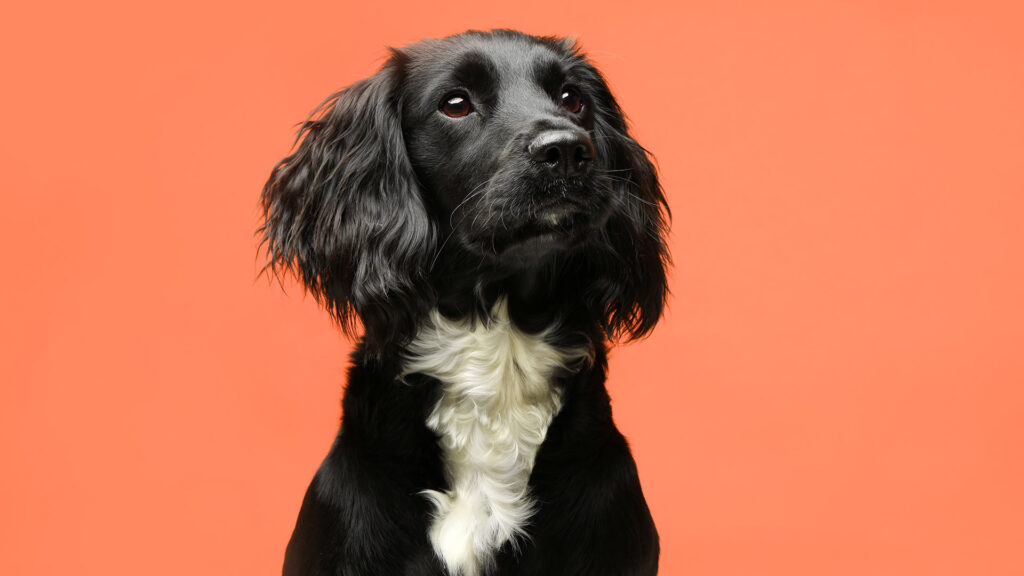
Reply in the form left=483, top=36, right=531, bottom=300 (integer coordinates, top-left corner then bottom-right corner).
left=533, top=58, right=566, bottom=93
left=449, top=52, right=499, bottom=92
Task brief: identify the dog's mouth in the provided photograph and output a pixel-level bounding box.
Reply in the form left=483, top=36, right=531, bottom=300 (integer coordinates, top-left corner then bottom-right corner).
left=536, top=205, right=578, bottom=227
left=487, top=204, right=593, bottom=260
left=455, top=172, right=609, bottom=261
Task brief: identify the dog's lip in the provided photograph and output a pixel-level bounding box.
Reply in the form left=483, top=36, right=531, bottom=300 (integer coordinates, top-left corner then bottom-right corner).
left=496, top=207, right=589, bottom=254
left=528, top=204, right=587, bottom=233
left=537, top=205, right=577, bottom=227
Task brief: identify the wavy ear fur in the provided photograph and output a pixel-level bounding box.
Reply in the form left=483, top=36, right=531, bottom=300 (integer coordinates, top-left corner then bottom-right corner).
left=578, top=60, right=671, bottom=341
left=260, top=56, right=435, bottom=356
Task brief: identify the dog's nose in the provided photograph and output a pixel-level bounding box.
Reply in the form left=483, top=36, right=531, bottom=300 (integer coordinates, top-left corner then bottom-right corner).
left=528, top=130, right=594, bottom=177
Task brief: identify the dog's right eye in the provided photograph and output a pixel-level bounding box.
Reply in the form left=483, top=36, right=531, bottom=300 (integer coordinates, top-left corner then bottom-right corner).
left=440, top=93, right=472, bottom=118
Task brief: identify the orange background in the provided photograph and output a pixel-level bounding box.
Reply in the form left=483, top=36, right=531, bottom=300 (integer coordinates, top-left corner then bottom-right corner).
left=2, top=1, right=1022, bottom=575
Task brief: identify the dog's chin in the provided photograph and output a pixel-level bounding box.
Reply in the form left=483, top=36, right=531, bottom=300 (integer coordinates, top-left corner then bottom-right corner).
left=499, top=233, right=572, bottom=267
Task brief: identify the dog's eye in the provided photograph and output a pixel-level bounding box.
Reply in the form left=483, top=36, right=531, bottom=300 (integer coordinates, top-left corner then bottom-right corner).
left=560, top=87, right=584, bottom=114
left=440, top=93, right=472, bottom=118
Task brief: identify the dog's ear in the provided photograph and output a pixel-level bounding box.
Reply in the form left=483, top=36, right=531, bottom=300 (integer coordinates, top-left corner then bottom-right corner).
left=260, top=54, right=435, bottom=355
left=581, top=64, right=671, bottom=341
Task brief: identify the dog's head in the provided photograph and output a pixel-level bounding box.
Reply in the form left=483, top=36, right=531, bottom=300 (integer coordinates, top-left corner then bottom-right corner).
left=261, top=30, right=669, bottom=357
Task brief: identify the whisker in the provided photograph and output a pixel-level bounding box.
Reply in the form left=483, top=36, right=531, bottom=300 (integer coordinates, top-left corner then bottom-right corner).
left=448, top=182, right=489, bottom=228
left=429, top=227, right=458, bottom=271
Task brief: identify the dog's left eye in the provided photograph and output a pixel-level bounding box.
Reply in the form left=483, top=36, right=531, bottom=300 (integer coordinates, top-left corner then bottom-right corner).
left=560, top=87, right=584, bottom=114
left=440, top=93, right=473, bottom=118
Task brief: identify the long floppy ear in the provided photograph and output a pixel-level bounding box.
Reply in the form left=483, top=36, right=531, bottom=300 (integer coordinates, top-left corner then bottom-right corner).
left=260, top=55, right=435, bottom=355
left=580, top=62, right=671, bottom=341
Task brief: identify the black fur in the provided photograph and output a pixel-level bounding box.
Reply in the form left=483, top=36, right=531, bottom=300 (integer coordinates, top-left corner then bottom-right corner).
left=261, top=30, right=669, bottom=575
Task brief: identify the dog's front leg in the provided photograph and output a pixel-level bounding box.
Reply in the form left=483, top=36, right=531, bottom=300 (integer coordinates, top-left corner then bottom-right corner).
left=497, top=361, right=660, bottom=576
left=282, top=363, right=447, bottom=576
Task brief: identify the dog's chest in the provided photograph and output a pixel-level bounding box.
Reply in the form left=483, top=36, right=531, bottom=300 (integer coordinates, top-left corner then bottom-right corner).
left=402, top=303, right=588, bottom=576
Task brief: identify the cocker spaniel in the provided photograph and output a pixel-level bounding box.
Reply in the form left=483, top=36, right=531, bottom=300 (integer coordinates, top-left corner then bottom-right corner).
left=260, top=29, right=669, bottom=576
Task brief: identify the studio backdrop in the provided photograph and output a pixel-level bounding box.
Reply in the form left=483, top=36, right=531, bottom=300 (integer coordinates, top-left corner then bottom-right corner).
left=2, top=1, right=1022, bottom=575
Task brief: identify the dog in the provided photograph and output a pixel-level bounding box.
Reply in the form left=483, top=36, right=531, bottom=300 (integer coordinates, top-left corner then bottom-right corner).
left=260, top=29, right=669, bottom=576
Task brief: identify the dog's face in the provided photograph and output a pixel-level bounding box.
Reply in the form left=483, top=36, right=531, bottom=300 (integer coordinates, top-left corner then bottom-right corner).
left=261, top=30, right=668, bottom=355
left=399, top=34, right=608, bottom=263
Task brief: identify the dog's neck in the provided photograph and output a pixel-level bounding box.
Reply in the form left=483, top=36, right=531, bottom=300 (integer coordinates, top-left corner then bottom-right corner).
left=431, top=248, right=599, bottom=341
left=401, top=298, right=591, bottom=575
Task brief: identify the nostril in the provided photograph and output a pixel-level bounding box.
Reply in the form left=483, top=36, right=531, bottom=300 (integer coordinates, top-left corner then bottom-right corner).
left=544, top=146, right=561, bottom=165
left=574, top=144, right=592, bottom=164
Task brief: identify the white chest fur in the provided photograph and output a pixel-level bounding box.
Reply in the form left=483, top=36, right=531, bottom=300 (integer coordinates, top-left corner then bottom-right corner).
left=401, top=300, right=590, bottom=576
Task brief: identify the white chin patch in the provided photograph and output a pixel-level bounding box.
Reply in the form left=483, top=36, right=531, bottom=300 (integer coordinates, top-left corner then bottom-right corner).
left=401, top=298, right=591, bottom=575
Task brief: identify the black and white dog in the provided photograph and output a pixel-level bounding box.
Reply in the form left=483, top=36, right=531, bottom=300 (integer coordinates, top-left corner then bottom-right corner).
left=260, top=29, right=669, bottom=576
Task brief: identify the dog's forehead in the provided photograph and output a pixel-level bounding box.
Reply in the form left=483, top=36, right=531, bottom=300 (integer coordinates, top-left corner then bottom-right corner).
left=398, top=32, right=570, bottom=96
